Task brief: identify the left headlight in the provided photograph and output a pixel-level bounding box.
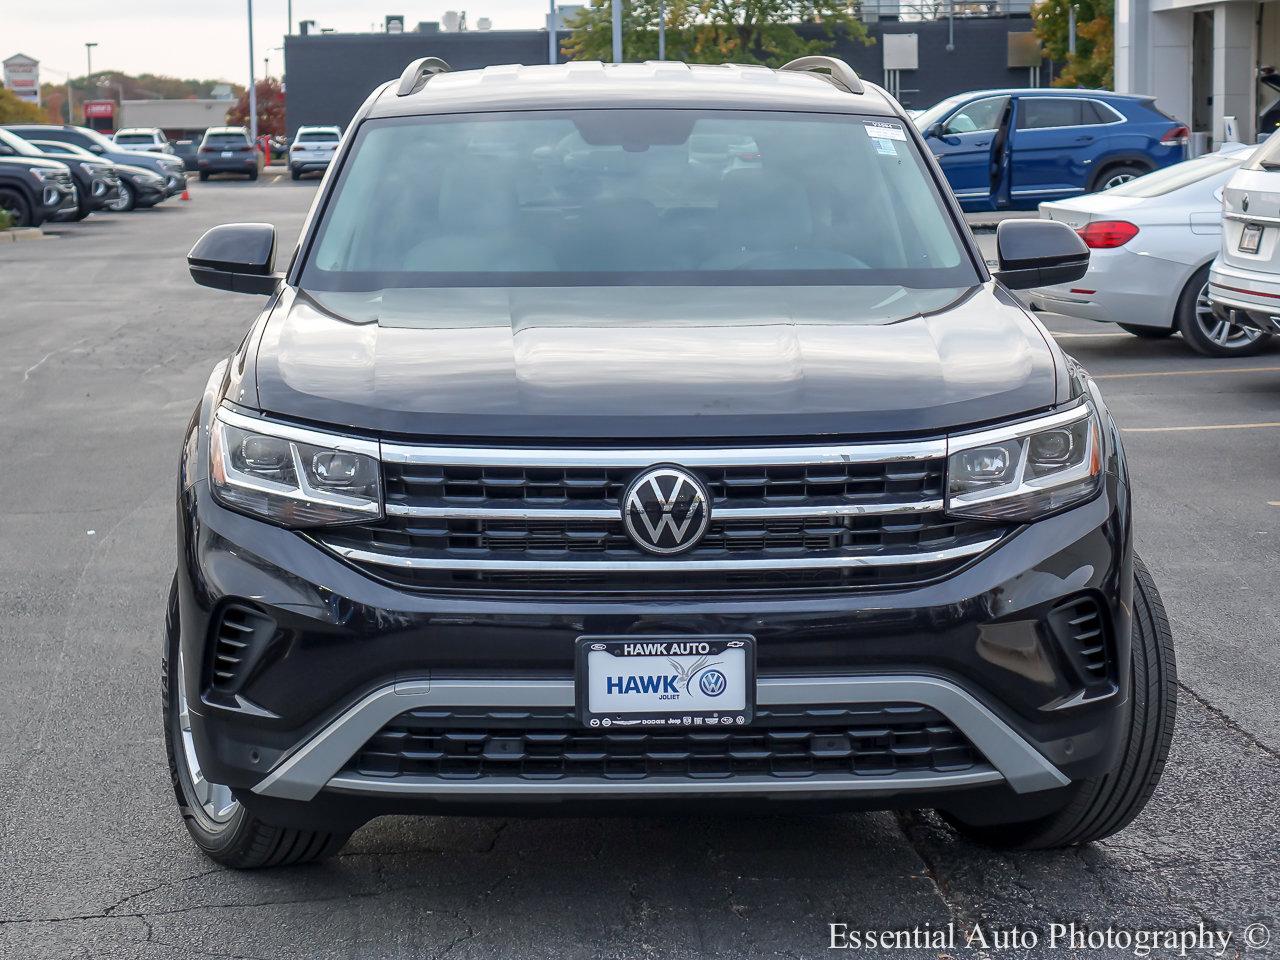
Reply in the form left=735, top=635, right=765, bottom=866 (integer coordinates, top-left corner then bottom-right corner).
left=29, top=167, right=62, bottom=181
left=210, top=409, right=382, bottom=527
left=78, top=162, right=109, bottom=177
left=946, top=404, right=1102, bottom=522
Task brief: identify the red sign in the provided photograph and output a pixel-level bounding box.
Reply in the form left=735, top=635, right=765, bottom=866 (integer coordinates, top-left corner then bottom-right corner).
left=84, top=100, right=115, bottom=119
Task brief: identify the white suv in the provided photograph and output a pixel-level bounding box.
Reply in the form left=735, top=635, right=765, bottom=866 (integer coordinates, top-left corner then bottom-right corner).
left=1207, top=136, right=1280, bottom=352
left=112, top=127, right=173, bottom=154
left=288, top=125, right=341, bottom=180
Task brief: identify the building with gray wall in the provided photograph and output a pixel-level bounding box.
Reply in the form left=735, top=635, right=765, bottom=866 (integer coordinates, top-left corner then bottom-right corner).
left=283, top=19, right=1049, bottom=136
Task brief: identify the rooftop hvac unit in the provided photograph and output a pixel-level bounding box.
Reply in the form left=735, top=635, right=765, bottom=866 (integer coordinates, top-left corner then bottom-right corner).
left=476, top=17, right=492, bottom=30
left=386, top=14, right=405, bottom=33
left=417, top=21, right=441, bottom=32
left=442, top=10, right=462, bottom=31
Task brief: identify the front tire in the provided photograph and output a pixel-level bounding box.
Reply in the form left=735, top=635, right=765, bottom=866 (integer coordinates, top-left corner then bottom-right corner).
left=945, top=556, right=1176, bottom=849
left=0, top=188, right=33, bottom=227
left=198, top=171, right=209, bottom=182
left=1175, top=266, right=1271, bottom=357
left=105, top=182, right=135, bottom=212
left=163, top=578, right=349, bottom=868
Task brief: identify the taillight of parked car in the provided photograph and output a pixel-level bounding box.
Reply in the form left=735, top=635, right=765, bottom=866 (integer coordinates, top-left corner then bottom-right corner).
left=1077, top=221, right=1139, bottom=249
left=1160, top=125, right=1190, bottom=146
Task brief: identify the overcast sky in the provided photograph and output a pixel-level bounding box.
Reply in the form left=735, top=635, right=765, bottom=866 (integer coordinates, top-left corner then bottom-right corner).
left=6, top=1, right=551, bottom=85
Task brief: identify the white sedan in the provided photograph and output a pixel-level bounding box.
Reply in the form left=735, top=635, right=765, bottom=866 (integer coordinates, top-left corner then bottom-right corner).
left=1029, top=144, right=1271, bottom=356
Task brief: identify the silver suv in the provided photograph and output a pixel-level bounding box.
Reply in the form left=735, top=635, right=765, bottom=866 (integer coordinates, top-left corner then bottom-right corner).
left=288, top=125, right=341, bottom=180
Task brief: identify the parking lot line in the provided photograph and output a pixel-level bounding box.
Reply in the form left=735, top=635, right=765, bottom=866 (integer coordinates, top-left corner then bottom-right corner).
left=1122, top=421, right=1280, bottom=433
left=1048, top=331, right=1131, bottom=338
left=1095, top=366, right=1280, bottom=380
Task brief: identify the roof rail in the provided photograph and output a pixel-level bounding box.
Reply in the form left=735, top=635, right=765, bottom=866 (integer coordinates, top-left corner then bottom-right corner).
left=779, top=56, right=864, bottom=95
left=396, top=57, right=451, bottom=97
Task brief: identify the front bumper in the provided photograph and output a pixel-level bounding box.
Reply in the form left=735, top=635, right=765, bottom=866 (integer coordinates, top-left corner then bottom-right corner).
left=176, top=442, right=1133, bottom=828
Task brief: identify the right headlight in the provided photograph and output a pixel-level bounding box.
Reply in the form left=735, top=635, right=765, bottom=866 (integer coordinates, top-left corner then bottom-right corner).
left=946, top=404, right=1102, bottom=522
left=210, top=408, right=382, bottom=527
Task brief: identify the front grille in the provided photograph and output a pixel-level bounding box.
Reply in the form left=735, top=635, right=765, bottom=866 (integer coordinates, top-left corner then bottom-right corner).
left=310, top=439, right=1008, bottom=594
left=345, top=704, right=985, bottom=782
left=384, top=460, right=944, bottom=511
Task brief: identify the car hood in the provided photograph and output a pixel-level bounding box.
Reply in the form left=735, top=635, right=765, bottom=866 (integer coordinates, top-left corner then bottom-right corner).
left=248, top=283, right=1060, bottom=440
left=0, top=155, right=68, bottom=172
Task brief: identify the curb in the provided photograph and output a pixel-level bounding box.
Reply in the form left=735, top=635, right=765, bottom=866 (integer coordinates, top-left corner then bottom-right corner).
left=0, top=227, right=44, bottom=243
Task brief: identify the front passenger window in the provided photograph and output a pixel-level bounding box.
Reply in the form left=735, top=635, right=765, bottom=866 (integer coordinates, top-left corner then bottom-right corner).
left=942, top=97, right=1010, bottom=135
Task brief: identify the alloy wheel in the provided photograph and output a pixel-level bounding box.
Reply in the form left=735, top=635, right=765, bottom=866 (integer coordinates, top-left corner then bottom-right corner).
left=176, top=651, right=240, bottom=823
left=1194, top=282, right=1262, bottom=349
left=1102, top=172, right=1137, bottom=190
left=105, top=184, right=132, bottom=213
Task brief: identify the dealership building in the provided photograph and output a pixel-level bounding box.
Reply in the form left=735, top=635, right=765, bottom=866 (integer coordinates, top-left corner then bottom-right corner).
left=283, top=9, right=1054, bottom=136
left=1116, top=0, right=1280, bottom=145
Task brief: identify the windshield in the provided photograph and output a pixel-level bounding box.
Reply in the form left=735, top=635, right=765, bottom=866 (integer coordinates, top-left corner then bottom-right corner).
left=302, top=110, right=976, bottom=291
left=114, top=134, right=155, bottom=145
left=912, top=95, right=970, bottom=131
left=1103, top=151, right=1248, bottom=198
left=298, top=131, right=339, bottom=142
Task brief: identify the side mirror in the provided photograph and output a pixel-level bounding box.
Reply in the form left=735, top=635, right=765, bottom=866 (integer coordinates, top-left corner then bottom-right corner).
left=89, top=143, right=105, bottom=153
left=992, top=219, right=1089, bottom=291
left=926, top=122, right=944, bottom=139
left=188, top=223, right=281, bottom=295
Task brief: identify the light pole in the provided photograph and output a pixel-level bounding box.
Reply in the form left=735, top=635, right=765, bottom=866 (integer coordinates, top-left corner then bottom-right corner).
left=658, top=0, right=665, bottom=60
left=1067, top=3, right=1077, bottom=56
left=548, top=0, right=557, bottom=65
left=247, top=0, right=258, bottom=145
left=84, top=42, right=97, bottom=89
left=611, top=0, right=622, bottom=63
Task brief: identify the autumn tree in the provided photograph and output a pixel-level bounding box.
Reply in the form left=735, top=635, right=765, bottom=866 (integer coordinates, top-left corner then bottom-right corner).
left=1034, top=0, right=1113, bottom=89
left=226, top=78, right=286, bottom=137
left=563, top=0, right=871, bottom=67
left=0, top=87, right=46, bottom=124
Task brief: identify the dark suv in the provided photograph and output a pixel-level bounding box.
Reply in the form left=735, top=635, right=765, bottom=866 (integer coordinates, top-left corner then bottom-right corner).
left=170, top=58, right=1177, bottom=869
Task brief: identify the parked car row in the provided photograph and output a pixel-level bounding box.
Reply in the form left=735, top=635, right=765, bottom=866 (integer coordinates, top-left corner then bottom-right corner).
left=1029, top=143, right=1267, bottom=356
left=0, top=123, right=187, bottom=227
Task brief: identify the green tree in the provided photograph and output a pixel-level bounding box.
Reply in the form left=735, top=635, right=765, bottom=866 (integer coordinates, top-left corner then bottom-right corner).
left=1034, top=0, right=1113, bottom=89
left=563, top=0, right=871, bottom=67
left=0, top=87, right=46, bottom=124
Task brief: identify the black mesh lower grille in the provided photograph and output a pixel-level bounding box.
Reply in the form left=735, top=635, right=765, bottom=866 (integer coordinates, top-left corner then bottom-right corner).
left=345, top=704, right=985, bottom=782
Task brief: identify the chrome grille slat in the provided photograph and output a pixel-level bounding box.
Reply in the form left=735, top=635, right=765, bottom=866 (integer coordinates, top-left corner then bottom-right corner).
left=312, top=436, right=1006, bottom=592
left=318, top=537, right=999, bottom=572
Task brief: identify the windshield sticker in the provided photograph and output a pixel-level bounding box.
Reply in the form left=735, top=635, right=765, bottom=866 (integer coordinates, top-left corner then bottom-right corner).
left=872, top=138, right=898, bottom=156
left=864, top=121, right=907, bottom=142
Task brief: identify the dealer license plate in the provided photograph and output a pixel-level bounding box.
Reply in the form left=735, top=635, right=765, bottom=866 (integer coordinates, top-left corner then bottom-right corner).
left=1240, top=223, right=1263, bottom=254
left=221, top=150, right=233, bottom=158
left=576, top=636, right=754, bottom=729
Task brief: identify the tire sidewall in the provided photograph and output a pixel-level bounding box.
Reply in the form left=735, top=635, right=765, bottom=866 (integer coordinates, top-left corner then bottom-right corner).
left=163, top=578, right=253, bottom=855
left=1176, top=265, right=1271, bottom=357
left=0, top=188, right=32, bottom=227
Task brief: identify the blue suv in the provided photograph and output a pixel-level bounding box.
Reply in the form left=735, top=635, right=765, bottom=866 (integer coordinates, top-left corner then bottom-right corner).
left=915, top=90, right=1188, bottom=211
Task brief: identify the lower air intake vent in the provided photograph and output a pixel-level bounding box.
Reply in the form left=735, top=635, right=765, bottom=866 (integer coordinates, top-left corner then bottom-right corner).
left=1048, top=594, right=1112, bottom=685
left=209, top=604, right=276, bottom=696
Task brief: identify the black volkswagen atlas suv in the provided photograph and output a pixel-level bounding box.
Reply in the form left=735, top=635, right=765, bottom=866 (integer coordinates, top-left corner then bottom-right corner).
left=168, top=58, right=1176, bottom=869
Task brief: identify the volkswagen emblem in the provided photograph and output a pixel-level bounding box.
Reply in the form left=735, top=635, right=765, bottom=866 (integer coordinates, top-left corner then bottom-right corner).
left=622, top=464, right=711, bottom=555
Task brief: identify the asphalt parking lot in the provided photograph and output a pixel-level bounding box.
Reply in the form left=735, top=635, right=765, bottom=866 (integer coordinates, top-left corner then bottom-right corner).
left=1, top=176, right=1277, bottom=960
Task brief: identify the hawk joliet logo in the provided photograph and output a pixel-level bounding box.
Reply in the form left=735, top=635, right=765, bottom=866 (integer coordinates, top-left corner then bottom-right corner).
left=622, top=464, right=711, bottom=555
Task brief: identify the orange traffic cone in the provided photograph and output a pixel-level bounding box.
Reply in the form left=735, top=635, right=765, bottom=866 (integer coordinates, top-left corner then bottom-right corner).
left=180, top=189, right=191, bottom=201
